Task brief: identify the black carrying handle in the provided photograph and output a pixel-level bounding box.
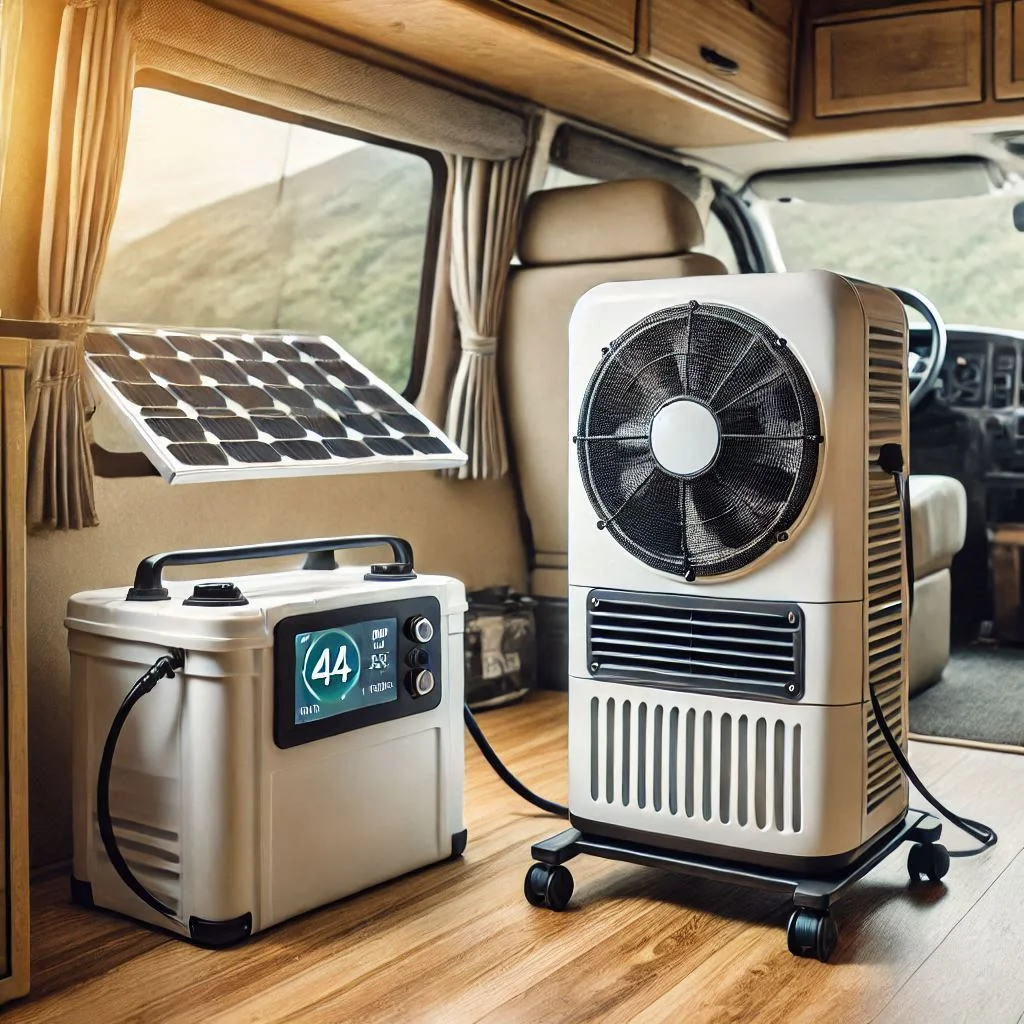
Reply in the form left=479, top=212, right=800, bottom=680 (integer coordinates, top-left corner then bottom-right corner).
left=127, top=535, right=415, bottom=601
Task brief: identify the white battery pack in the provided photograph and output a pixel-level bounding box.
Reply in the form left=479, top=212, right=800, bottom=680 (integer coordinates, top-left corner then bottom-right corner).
left=66, top=536, right=466, bottom=946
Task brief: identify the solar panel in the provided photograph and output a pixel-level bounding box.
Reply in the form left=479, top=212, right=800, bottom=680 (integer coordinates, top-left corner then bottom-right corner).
left=85, top=326, right=466, bottom=483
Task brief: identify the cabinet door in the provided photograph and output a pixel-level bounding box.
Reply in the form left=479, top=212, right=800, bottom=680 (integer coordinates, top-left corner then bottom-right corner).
left=648, top=0, right=791, bottom=120
left=507, top=0, right=637, bottom=50
left=995, top=1, right=1024, bottom=100
left=0, top=358, right=28, bottom=1007
left=815, top=7, right=983, bottom=117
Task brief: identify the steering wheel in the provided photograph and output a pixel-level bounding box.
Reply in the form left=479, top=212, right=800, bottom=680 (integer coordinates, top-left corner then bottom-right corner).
left=888, top=285, right=947, bottom=411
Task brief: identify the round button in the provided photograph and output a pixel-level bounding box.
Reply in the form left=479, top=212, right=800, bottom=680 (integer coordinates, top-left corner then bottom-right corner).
left=407, top=669, right=435, bottom=697
left=406, top=647, right=429, bottom=669
left=407, top=615, right=434, bottom=644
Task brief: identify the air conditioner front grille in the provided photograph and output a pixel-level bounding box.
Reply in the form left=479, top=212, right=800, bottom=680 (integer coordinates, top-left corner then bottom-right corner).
left=587, top=590, right=804, bottom=701
left=864, top=321, right=908, bottom=815
left=588, top=694, right=803, bottom=833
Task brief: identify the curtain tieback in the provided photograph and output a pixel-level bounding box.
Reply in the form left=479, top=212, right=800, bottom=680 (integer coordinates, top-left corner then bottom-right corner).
left=461, top=332, right=498, bottom=356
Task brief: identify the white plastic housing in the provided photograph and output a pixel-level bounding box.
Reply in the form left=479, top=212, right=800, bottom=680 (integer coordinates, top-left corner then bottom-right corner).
left=567, top=271, right=910, bottom=862
left=68, top=568, right=466, bottom=938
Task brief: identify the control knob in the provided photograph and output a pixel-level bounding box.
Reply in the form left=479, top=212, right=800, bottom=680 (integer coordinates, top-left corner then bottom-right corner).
left=406, top=615, right=434, bottom=644
left=406, top=669, right=436, bottom=698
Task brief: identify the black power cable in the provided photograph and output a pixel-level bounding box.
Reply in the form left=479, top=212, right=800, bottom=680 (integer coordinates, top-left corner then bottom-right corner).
left=464, top=704, right=568, bottom=818
left=97, top=649, right=185, bottom=919
left=876, top=445, right=997, bottom=857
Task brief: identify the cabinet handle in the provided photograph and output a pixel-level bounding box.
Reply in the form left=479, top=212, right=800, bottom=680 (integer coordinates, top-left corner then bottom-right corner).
left=700, top=46, right=739, bottom=75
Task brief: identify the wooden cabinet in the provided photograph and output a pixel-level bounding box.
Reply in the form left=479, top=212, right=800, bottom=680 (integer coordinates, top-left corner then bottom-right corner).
left=647, top=0, right=792, bottom=120
left=995, top=1, right=1024, bottom=100
left=504, top=0, right=637, bottom=50
left=814, top=5, right=983, bottom=117
left=0, top=331, right=29, bottom=1007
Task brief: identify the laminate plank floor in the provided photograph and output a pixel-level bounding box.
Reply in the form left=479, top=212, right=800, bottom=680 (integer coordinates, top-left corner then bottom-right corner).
left=6, top=692, right=1021, bottom=1023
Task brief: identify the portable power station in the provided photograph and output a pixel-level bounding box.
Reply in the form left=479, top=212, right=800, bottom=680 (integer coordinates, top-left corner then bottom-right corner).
left=67, top=535, right=466, bottom=947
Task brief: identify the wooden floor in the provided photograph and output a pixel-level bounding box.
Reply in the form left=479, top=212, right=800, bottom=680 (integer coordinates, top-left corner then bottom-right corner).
left=7, top=691, right=1024, bottom=1023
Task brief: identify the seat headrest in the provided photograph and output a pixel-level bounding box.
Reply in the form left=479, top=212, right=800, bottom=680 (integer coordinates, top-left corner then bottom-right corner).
left=518, top=179, right=706, bottom=267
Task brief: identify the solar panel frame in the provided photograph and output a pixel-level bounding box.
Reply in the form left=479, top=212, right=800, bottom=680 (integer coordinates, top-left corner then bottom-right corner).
left=86, top=325, right=466, bottom=483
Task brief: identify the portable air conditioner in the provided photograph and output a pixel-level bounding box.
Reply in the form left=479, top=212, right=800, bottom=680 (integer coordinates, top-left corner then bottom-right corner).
left=68, top=536, right=466, bottom=946
left=566, top=270, right=910, bottom=871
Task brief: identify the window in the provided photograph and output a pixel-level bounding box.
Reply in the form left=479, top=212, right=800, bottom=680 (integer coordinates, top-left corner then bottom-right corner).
left=95, top=88, right=444, bottom=395
left=759, top=191, right=1024, bottom=329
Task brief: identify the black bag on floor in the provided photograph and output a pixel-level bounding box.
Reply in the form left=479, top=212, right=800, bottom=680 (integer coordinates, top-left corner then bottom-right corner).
left=464, top=588, right=537, bottom=710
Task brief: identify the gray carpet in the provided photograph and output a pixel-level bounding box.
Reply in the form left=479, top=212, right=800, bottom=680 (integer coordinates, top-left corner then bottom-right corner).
left=910, top=645, right=1024, bottom=747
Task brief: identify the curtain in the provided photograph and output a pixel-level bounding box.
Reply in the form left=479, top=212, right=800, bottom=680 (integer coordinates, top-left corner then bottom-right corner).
left=444, top=149, right=533, bottom=479
left=31, top=0, right=137, bottom=530
left=0, top=0, right=24, bottom=206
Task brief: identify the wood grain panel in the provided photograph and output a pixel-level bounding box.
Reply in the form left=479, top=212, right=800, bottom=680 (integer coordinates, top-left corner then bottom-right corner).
left=0, top=344, right=30, bottom=1007
left=995, top=1, right=1024, bottom=100
left=503, top=0, right=637, bottom=50
left=5, top=692, right=1024, bottom=1021
left=647, top=0, right=792, bottom=119
left=750, top=0, right=795, bottom=32
left=261, top=0, right=784, bottom=147
left=814, top=7, right=983, bottom=117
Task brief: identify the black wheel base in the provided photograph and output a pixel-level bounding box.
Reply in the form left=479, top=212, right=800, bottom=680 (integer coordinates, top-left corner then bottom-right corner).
left=527, top=810, right=944, bottom=963
left=787, top=907, right=839, bottom=963
left=524, top=863, right=574, bottom=911
left=907, top=842, right=950, bottom=884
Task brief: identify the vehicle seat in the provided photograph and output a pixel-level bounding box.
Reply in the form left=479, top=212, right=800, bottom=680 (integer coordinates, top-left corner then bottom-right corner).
left=909, top=474, right=967, bottom=695
left=501, top=179, right=728, bottom=599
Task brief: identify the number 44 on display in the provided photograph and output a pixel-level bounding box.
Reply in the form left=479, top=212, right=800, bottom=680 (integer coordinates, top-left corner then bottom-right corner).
left=311, top=645, right=352, bottom=687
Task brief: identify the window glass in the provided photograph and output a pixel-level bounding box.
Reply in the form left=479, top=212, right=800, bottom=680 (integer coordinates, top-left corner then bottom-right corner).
left=95, top=88, right=441, bottom=393
left=760, top=192, right=1024, bottom=329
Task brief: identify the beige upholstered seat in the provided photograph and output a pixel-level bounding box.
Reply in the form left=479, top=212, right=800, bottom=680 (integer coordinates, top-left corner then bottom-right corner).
left=501, top=179, right=728, bottom=598
left=908, top=474, right=967, bottom=695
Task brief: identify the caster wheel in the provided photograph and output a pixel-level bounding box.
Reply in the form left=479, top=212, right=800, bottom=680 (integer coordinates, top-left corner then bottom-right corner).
left=524, top=863, right=574, bottom=911
left=908, top=842, right=950, bottom=883
left=787, top=908, right=839, bottom=963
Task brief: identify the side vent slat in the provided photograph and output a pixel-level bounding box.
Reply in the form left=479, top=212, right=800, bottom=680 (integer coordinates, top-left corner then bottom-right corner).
left=865, top=323, right=908, bottom=816
left=591, top=695, right=802, bottom=834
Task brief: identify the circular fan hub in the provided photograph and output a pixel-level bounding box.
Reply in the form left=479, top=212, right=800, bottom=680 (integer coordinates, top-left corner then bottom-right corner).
left=649, top=400, right=720, bottom=478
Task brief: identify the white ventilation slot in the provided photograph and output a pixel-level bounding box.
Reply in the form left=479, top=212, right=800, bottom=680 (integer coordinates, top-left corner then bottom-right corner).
left=865, top=323, right=907, bottom=814
left=96, top=815, right=182, bottom=915
left=589, top=695, right=802, bottom=832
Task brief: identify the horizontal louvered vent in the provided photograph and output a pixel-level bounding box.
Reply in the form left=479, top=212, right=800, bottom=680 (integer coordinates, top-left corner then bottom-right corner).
left=589, top=695, right=802, bottom=833
left=587, top=590, right=803, bottom=700
left=865, top=323, right=907, bottom=815
left=97, top=815, right=182, bottom=914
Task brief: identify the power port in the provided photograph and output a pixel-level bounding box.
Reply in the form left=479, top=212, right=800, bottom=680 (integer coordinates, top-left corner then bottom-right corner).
left=407, top=647, right=429, bottom=669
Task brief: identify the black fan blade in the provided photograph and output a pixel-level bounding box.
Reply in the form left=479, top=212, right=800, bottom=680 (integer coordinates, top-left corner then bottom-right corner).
left=716, top=438, right=799, bottom=509
left=612, top=470, right=688, bottom=571
left=687, top=476, right=766, bottom=555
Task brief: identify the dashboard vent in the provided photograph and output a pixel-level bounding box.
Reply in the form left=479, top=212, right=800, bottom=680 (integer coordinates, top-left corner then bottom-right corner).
left=992, top=346, right=1016, bottom=408
left=587, top=590, right=803, bottom=700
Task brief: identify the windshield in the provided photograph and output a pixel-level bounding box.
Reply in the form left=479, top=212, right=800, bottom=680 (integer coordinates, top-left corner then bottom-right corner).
left=759, top=192, right=1024, bottom=330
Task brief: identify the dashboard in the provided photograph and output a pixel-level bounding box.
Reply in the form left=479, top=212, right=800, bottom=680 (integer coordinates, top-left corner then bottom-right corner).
left=912, top=325, right=1024, bottom=474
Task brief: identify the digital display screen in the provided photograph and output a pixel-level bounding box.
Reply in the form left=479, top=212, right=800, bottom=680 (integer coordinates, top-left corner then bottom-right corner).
left=293, top=617, right=398, bottom=725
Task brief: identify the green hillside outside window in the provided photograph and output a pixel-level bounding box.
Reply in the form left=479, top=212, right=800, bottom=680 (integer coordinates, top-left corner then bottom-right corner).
left=95, top=88, right=441, bottom=395
left=763, top=193, right=1024, bottom=330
